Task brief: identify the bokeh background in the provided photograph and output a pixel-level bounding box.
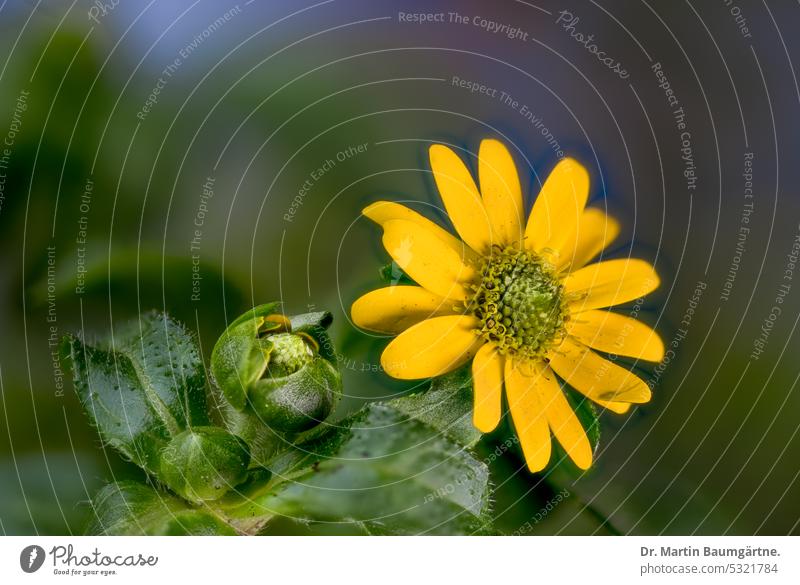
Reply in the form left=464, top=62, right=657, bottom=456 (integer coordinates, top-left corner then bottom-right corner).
left=1, top=0, right=799, bottom=535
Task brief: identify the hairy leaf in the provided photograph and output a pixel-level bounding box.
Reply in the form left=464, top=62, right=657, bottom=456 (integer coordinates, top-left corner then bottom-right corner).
left=62, top=312, right=208, bottom=473
left=391, top=365, right=482, bottom=447
left=114, top=311, right=209, bottom=429
left=87, top=481, right=236, bottom=535
left=220, top=403, right=493, bottom=535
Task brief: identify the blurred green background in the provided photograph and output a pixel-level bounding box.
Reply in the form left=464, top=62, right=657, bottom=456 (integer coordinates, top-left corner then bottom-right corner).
left=1, top=0, right=799, bottom=535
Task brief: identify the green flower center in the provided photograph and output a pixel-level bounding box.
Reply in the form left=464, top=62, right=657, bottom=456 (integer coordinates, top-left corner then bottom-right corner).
left=469, top=246, right=568, bottom=359
left=265, top=333, right=314, bottom=377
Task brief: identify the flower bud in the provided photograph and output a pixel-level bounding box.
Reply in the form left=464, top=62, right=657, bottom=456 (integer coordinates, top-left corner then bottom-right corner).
left=249, top=353, right=340, bottom=433
left=211, top=304, right=342, bottom=436
left=159, top=427, right=250, bottom=502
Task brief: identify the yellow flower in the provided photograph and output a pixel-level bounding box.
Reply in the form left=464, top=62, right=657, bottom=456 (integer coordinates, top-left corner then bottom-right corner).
left=351, top=139, right=664, bottom=472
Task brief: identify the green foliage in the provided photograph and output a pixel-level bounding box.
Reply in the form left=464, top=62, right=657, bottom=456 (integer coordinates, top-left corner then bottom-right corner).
left=248, top=358, right=340, bottom=433
left=210, top=303, right=282, bottom=410
left=67, top=306, right=495, bottom=535
left=379, top=261, right=415, bottom=285
left=159, top=427, right=250, bottom=503
left=391, top=365, right=482, bottom=448
left=65, top=305, right=615, bottom=536
left=114, top=312, right=210, bottom=430
left=259, top=403, right=493, bottom=535
left=209, top=305, right=343, bottom=465
left=212, top=404, right=493, bottom=535
left=87, top=481, right=236, bottom=536
left=210, top=304, right=342, bottom=434
left=61, top=312, right=208, bottom=475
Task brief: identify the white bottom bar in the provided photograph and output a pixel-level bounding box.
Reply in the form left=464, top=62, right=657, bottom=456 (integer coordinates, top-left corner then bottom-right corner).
left=1, top=536, right=798, bottom=584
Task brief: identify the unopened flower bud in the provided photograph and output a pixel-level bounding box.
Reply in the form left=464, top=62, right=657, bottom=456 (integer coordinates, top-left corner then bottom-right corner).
left=159, top=427, right=250, bottom=502
left=211, top=304, right=342, bottom=436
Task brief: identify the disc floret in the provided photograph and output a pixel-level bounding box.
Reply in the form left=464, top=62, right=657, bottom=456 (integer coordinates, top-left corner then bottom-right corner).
left=469, top=246, right=568, bottom=359
left=265, top=332, right=315, bottom=377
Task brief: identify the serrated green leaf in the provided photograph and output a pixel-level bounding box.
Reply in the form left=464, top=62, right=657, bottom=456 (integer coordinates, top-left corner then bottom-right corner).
left=114, top=311, right=209, bottom=428
left=62, top=336, right=171, bottom=473
left=219, top=403, right=493, bottom=535
left=391, top=365, right=482, bottom=447
left=87, top=481, right=236, bottom=535
left=62, top=312, right=208, bottom=474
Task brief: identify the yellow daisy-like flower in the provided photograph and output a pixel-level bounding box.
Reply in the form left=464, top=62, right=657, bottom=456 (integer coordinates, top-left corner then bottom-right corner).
left=351, top=139, right=664, bottom=472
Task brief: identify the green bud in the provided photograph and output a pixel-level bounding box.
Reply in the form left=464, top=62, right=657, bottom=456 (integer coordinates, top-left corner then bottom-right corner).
left=210, top=302, right=287, bottom=410
left=159, top=427, right=250, bottom=502
left=249, top=357, right=340, bottom=433
left=211, top=305, right=342, bottom=438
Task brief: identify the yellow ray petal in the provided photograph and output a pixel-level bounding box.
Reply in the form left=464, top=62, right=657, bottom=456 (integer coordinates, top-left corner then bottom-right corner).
left=555, top=208, right=620, bottom=272
left=567, top=310, right=665, bottom=362
left=351, top=286, right=456, bottom=334
left=592, top=399, right=632, bottom=414
left=429, top=144, right=493, bottom=254
left=567, top=392, right=632, bottom=414
left=504, top=359, right=551, bottom=472
left=535, top=364, right=593, bottom=470
left=362, top=201, right=479, bottom=265
left=381, top=315, right=483, bottom=380
left=564, top=258, right=660, bottom=312
left=525, top=158, right=589, bottom=254
left=472, top=343, right=504, bottom=433
left=548, top=339, right=652, bottom=404
left=478, top=139, right=524, bottom=247
left=382, top=219, right=477, bottom=301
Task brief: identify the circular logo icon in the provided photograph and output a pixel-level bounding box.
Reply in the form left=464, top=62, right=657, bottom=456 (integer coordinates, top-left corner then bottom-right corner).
left=19, top=545, right=45, bottom=573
